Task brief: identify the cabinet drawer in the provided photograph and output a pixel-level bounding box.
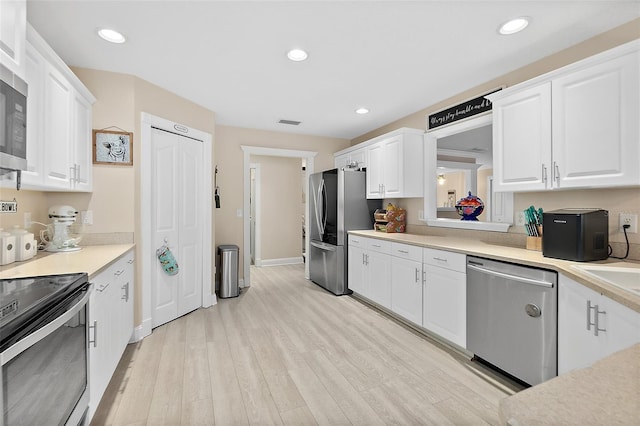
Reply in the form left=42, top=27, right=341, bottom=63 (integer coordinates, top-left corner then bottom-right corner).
left=423, top=248, right=466, bottom=273
left=348, top=234, right=371, bottom=248
left=392, top=243, right=422, bottom=262
left=367, top=238, right=392, bottom=254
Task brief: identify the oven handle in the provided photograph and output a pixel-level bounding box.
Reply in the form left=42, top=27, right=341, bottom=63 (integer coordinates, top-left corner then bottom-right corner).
left=467, top=264, right=554, bottom=288
left=1, top=288, right=91, bottom=366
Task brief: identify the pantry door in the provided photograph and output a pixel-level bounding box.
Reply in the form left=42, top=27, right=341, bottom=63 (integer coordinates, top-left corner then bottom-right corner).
left=151, top=127, right=203, bottom=328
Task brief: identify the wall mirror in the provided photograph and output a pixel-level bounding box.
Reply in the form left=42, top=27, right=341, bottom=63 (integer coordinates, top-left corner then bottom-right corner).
left=423, top=114, right=513, bottom=232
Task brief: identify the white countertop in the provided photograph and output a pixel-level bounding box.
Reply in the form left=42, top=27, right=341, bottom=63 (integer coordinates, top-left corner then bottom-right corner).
left=349, top=230, right=640, bottom=313
left=0, top=244, right=135, bottom=279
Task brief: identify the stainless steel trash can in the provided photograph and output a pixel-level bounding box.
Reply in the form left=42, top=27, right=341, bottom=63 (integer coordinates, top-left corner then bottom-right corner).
left=218, top=244, right=239, bottom=298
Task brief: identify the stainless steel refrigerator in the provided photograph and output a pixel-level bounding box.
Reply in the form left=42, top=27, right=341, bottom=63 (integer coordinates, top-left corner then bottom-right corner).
left=308, top=168, right=381, bottom=295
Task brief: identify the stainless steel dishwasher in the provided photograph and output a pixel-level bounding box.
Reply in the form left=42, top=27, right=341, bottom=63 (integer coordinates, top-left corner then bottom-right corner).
left=466, top=256, right=557, bottom=386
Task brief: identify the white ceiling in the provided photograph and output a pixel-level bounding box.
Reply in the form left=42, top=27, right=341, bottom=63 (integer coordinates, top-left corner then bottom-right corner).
left=26, top=1, right=640, bottom=140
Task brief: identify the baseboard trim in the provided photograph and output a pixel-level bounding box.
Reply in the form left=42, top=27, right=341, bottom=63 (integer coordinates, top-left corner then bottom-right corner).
left=260, top=257, right=304, bottom=267
left=132, top=318, right=152, bottom=342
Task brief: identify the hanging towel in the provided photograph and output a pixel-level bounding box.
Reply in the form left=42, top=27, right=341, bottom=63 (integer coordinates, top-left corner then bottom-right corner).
left=156, top=245, right=179, bottom=275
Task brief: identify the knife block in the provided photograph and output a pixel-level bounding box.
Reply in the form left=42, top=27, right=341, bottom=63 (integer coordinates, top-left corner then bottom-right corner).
left=526, top=236, right=542, bottom=251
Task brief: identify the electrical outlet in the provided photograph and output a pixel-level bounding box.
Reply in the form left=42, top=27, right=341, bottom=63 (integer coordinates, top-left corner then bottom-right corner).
left=619, top=213, right=638, bottom=234
left=516, top=211, right=526, bottom=226
left=24, top=212, right=31, bottom=229
left=81, top=210, right=93, bottom=225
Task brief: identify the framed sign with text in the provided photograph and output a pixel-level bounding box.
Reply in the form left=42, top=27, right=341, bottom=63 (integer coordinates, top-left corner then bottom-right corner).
left=427, top=87, right=503, bottom=131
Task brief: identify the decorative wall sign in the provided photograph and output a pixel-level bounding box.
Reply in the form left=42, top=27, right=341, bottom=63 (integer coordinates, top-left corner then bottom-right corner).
left=427, top=88, right=503, bottom=131
left=0, top=199, right=18, bottom=213
left=93, top=129, right=134, bottom=166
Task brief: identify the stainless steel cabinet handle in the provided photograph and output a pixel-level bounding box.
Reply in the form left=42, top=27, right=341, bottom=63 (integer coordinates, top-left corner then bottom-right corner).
left=422, top=270, right=426, bottom=285
left=433, top=257, right=448, bottom=262
left=553, top=161, right=560, bottom=183
left=362, top=253, right=366, bottom=265
left=467, top=264, right=554, bottom=288
left=128, top=258, right=134, bottom=264
left=542, top=164, right=548, bottom=184
left=594, top=305, right=606, bottom=336
left=586, top=300, right=594, bottom=331
left=96, top=282, right=111, bottom=292
left=415, top=268, right=420, bottom=282
left=89, top=320, right=98, bottom=347
left=366, top=254, right=369, bottom=265
left=372, top=244, right=381, bottom=248
left=122, top=282, right=130, bottom=301
left=398, top=250, right=409, bottom=254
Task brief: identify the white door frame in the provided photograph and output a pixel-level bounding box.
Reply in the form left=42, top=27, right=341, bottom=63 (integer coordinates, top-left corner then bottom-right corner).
left=249, top=163, right=261, bottom=266
left=138, top=112, right=213, bottom=340
left=241, top=146, right=317, bottom=287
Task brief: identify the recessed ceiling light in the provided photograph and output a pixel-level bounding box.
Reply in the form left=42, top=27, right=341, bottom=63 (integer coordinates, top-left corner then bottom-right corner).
left=287, top=49, right=308, bottom=61
left=97, top=28, right=126, bottom=44
left=355, top=107, right=369, bottom=115
left=498, top=17, right=530, bottom=35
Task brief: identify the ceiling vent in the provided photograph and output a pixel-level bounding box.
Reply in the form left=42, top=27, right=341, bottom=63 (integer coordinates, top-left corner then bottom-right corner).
left=278, top=119, right=301, bottom=126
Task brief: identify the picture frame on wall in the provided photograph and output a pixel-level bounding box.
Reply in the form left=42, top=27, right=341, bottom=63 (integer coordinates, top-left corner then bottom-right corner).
left=93, top=129, right=134, bottom=166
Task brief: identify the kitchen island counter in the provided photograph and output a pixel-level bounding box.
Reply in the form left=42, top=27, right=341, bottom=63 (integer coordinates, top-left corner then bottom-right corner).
left=499, top=343, right=640, bottom=425
left=349, top=230, right=640, bottom=313
left=0, top=244, right=135, bottom=279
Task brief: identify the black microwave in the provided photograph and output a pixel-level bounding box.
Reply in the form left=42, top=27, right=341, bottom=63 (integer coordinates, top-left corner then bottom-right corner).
left=0, top=64, right=28, bottom=172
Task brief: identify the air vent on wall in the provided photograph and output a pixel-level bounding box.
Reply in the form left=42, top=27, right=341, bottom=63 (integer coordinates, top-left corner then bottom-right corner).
left=278, top=119, right=301, bottom=126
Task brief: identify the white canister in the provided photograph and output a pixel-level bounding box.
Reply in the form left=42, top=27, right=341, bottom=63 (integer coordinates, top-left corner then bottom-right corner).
left=9, top=227, right=36, bottom=261
left=0, top=229, right=16, bottom=265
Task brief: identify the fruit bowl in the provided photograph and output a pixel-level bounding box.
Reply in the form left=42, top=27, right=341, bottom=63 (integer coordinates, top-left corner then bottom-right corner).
left=455, top=192, right=484, bottom=221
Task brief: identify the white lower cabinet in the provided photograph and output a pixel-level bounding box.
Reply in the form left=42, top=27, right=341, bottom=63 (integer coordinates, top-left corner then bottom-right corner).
left=558, top=274, right=640, bottom=375
left=348, top=235, right=391, bottom=309
left=88, top=250, right=135, bottom=420
left=422, top=248, right=467, bottom=347
left=391, top=243, right=423, bottom=325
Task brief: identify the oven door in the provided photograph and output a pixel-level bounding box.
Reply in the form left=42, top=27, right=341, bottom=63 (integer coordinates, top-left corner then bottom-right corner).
left=1, top=286, right=90, bottom=426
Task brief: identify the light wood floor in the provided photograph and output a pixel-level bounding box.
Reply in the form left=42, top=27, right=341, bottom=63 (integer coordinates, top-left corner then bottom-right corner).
left=91, top=264, right=521, bottom=425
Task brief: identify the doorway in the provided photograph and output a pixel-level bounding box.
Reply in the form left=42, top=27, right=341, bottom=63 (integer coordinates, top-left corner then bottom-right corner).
left=139, top=113, right=213, bottom=339
left=241, top=146, right=317, bottom=287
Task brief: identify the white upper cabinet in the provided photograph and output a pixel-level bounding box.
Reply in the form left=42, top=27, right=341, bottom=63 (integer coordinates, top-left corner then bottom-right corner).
left=552, top=51, right=639, bottom=189
left=0, top=0, right=27, bottom=80
left=491, top=83, right=552, bottom=192
left=334, top=147, right=366, bottom=170
left=2, top=25, right=96, bottom=191
left=489, top=41, right=639, bottom=192
left=365, top=129, right=424, bottom=199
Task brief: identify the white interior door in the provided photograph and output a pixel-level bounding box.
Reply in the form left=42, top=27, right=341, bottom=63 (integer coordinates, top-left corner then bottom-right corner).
left=151, top=128, right=203, bottom=328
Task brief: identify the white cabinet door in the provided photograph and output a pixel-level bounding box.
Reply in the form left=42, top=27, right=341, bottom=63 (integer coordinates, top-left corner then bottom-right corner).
left=71, top=91, right=93, bottom=191
left=552, top=51, right=639, bottom=189
left=350, top=148, right=366, bottom=169
left=381, top=136, right=402, bottom=197
left=89, top=265, right=118, bottom=418
left=42, top=62, right=74, bottom=189
left=368, top=249, right=392, bottom=309
left=334, top=153, right=350, bottom=169
left=492, top=83, right=552, bottom=192
left=20, top=41, right=45, bottom=187
left=348, top=243, right=366, bottom=295
left=0, top=0, right=26, bottom=79
left=423, top=265, right=466, bottom=347
left=391, top=256, right=423, bottom=325
left=366, top=142, right=385, bottom=199
left=558, top=275, right=640, bottom=374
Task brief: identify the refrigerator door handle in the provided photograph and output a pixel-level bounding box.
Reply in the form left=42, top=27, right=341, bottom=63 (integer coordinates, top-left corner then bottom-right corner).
left=310, top=241, right=337, bottom=252
left=321, top=179, right=328, bottom=234
left=314, top=179, right=324, bottom=236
